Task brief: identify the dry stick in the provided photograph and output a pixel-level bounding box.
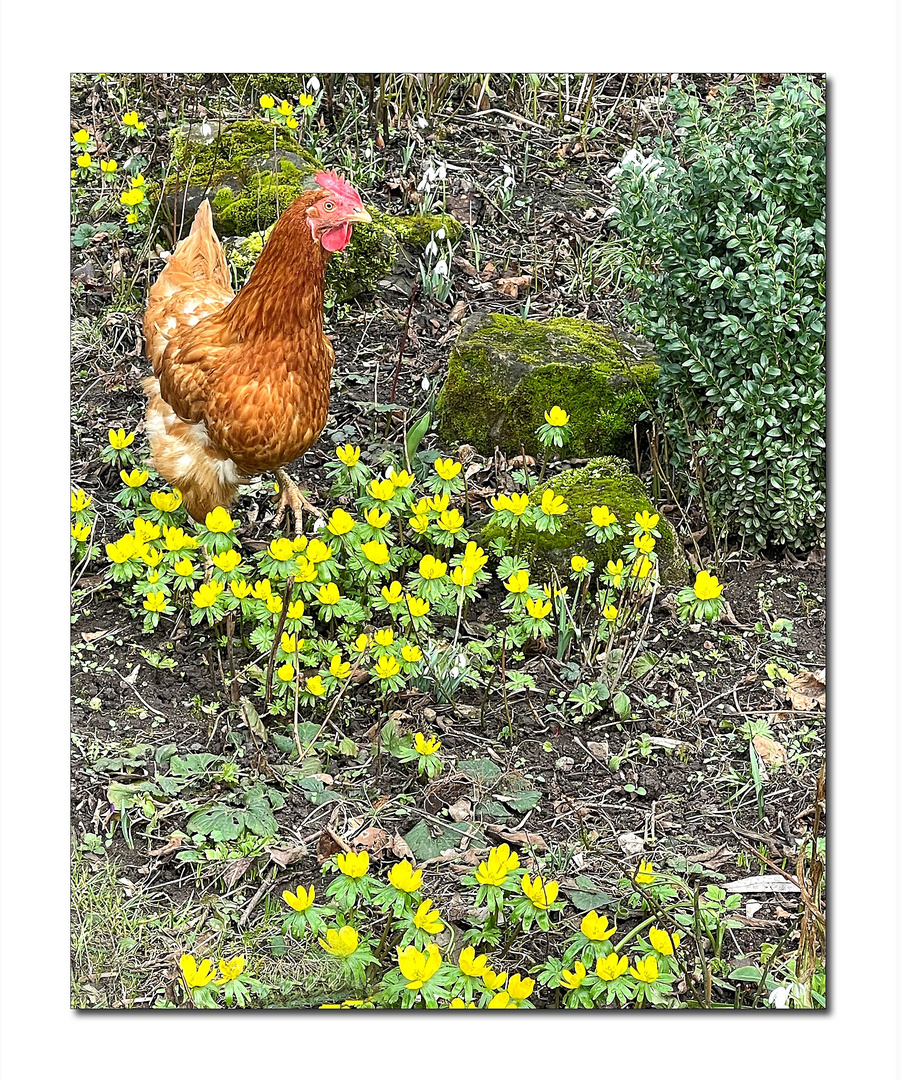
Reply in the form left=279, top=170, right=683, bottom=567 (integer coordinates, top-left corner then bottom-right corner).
left=264, top=575, right=295, bottom=702
left=295, top=659, right=363, bottom=767
left=389, top=283, right=419, bottom=405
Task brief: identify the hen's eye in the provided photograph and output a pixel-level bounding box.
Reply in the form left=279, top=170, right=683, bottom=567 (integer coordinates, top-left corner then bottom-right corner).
left=323, top=201, right=335, bottom=212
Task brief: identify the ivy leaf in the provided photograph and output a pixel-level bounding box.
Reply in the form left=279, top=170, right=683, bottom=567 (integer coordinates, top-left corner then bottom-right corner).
left=186, top=805, right=244, bottom=841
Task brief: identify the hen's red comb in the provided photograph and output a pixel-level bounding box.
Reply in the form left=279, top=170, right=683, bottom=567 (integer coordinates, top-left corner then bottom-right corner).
left=315, top=170, right=363, bottom=205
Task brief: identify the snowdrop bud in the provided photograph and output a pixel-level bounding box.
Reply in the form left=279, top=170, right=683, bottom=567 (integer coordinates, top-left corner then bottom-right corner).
left=422, top=377, right=430, bottom=391
left=436, top=228, right=445, bottom=240
left=416, top=115, right=427, bottom=129
left=434, top=259, right=448, bottom=278
left=308, top=76, right=321, bottom=93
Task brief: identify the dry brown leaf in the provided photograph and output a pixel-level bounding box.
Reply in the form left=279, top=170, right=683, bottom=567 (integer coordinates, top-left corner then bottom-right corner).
left=266, top=844, right=308, bottom=869
left=222, top=857, right=254, bottom=888
left=391, top=833, right=414, bottom=861
left=495, top=275, right=532, bottom=299
left=485, top=824, right=548, bottom=852
left=316, top=828, right=347, bottom=863
left=148, top=835, right=183, bottom=857
left=617, top=831, right=645, bottom=857
left=447, top=797, right=472, bottom=822
left=480, top=261, right=497, bottom=281
left=688, top=844, right=734, bottom=870
left=753, top=734, right=788, bottom=768
left=348, top=826, right=392, bottom=855
left=783, top=669, right=826, bottom=711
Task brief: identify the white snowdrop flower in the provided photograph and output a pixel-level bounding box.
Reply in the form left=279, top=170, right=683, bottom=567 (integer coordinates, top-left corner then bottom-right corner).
left=433, top=259, right=448, bottom=278
left=768, top=985, right=791, bottom=1009
left=436, top=228, right=445, bottom=241
left=422, top=377, right=430, bottom=392
left=364, top=147, right=372, bottom=159
left=307, top=76, right=321, bottom=93
left=436, top=161, right=447, bottom=180
left=416, top=115, right=427, bottom=129
left=200, top=122, right=212, bottom=139
left=424, top=238, right=438, bottom=258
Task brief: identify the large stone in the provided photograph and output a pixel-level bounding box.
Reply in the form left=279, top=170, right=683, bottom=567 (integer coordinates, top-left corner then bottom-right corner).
left=481, top=456, right=690, bottom=586
left=436, top=312, right=658, bottom=458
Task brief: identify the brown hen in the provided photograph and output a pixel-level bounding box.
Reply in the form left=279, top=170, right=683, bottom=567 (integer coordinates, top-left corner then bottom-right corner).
left=142, top=171, right=371, bottom=525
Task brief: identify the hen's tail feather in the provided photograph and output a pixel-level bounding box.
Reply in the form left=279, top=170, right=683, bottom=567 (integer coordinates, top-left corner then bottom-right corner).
left=142, top=377, right=241, bottom=522
left=169, top=199, right=231, bottom=289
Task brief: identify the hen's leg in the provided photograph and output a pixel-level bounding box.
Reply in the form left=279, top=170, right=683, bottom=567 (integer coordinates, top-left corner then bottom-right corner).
left=272, top=469, right=322, bottom=535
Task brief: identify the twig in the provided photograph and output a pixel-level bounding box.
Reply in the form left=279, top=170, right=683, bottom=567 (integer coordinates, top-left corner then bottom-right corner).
left=389, top=283, right=419, bottom=404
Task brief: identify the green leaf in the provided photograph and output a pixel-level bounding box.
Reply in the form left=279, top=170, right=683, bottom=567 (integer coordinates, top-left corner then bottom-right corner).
left=186, top=805, right=244, bottom=842
left=565, top=876, right=614, bottom=911
left=612, top=692, right=632, bottom=720
left=729, top=966, right=763, bottom=982
left=457, top=758, right=502, bottom=785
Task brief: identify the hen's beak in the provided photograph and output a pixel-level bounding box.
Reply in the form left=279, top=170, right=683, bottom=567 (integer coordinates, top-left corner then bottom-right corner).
left=348, top=206, right=373, bottom=225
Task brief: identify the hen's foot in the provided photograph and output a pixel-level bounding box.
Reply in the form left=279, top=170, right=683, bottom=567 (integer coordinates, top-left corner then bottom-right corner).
left=272, top=469, right=322, bottom=535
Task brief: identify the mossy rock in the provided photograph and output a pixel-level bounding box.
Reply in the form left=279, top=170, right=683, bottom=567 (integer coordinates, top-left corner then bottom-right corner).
left=481, top=457, right=690, bottom=586
left=228, top=207, right=462, bottom=305
left=161, top=118, right=320, bottom=235
left=436, top=312, right=659, bottom=458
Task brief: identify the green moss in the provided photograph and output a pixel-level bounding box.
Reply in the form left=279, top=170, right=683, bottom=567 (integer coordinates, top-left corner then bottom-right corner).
left=480, top=457, right=690, bottom=585
left=436, top=313, right=659, bottom=457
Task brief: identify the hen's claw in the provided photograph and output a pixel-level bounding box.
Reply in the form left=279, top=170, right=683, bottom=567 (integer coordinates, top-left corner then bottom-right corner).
left=272, top=469, right=322, bottom=535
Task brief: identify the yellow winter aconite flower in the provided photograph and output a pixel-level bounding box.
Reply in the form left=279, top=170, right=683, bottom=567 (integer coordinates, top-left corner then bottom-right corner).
left=336, top=444, right=361, bottom=467
left=71, top=521, right=90, bottom=542
left=381, top=581, right=404, bottom=605
left=693, top=570, right=723, bottom=600
left=150, top=490, right=182, bottom=513
left=634, top=532, right=656, bottom=554
left=413, top=899, right=445, bottom=935
left=77, top=153, right=92, bottom=168
left=266, top=596, right=283, bottom=614
left=277, top=99, right=293, bottom=116
left=280, top=633, right=299, bottom=654
left=173, top=558, right=195, bottom=578
left=526, top=597, right=551, bottom=620
left=360, top=540, right=390, bottom=565
left=230, top=580, right=253, bottom=598
left=305, top=539, right=333, bottom=564
left=451, top=565, right=474, bottom=588
left=126, top=213, right=139, bottom=224
left=179, top=954, right=215, bottom=988
left=106, top=535, right=136, bottom=563
left=541, top=489, right=568, bottom=516
left=591, top=505, right=617, bottom=527
left=71, top=489, right=93, bottom=512
left=365, top=507, right=391, bottom=528
left=458, top=947, right=489, bottom=978
left=368, top=478, right=396, bottom=502
left=635, top=860, right=656, bottom=885
left=595, top=953, right=629, bottom=982
left=283, top=884, right=315, bottom=911
left=329, top=654, right=351, bottom=679
left=268, top=538, right=295, bottom=561
left=630, top=956, right=660, bottom=984
left=318, top=582, right=341, bottom=606
left=559, top=961, right=587, bottom=990
left=544, top=405, right=570, bottom=427
left=409, top=514, right=430, bottom=534
left=401, top=644, right=423, bottom=663
left=108, top=427, right=135, bottom=449
left=143, top=547, right=163, bottom=568
left=163, top=526, right=195, bottom=551
left=131, top=174, right=146, bottom=188
left=581, top=911, right=616, bottom=942
left=450, top=998, right=476, bottom=1008
left=287, top=599, right=305, bottom=619
left=133, top=518, right=160, bottom=543
left=397, top=943, right=441, bottom=989
left=520, top=874, right=559, bottom=910
left=352, top=633, right=369, bottom=653
left=405, top=595, right=430, bottom=618
left=507, top=974, right=534, bottom=1003
left=428, top=493, right=449, bottom=513
left=327, top=507, right=355, bottom=535
left=193, top=582, right=223, bottom=609
left=143, top=591, right=167, bottom=613
left=373, top=627, right=394, bottom=647
left=505, top=570, right=530, bottom=594
left=606, top=558, right=624, bottom=580
left=603, top=605, right=618, bottom=622
left=635, top=510, right=659, bottom=532
left=122, top=111, right=141, bottom=127
left=216, top=956, right=245, bottom=983
left=294, top=557, right=318, bottom=583
left=482, top=968, right=507, bottom=991
left=387, top=467, right=414, bottom=489
left=434, top=457, right=461, bottom=480
left=436, top=509, right=465, bottom=534
left=475, top=844, right=519, bottom=887
left=487, top=991, right=517, bottom=1009
left=388, top=860, right=422, bottom=894
left=306, top=675, right=326, bottom=697
left=73, top=128, right=90, bottom=144
left=253, top=579, right=273, bottom=600
left=213, top=549, right=241, bottom=573
left=319, top=926, right=359, bottom=957
left=491, top=493, right=511, bottom=512
left=632, top=556, right=654, bottom=579
left=336, top=851, right=369, bottom=878
left=260, top=94, right=275, bottom=109
left=374, top=655, right=401, bottom=680
left=418, top=554, right=447, bottom=580
left=649, top=927, right=681, bottom=956
left=299, top=93, right=314, bottom=107
left=120, top=468, right=149, bottom=488
left=100, top=159, right=117, bottom=173
left=414, top=733, right=440, bottom=756
left=277, top=663, right=295, bottom=682
left=506, top=492, right=530, bottom=516
left=205, top=507, right=235, bottom=532
left=120, top=188, right=144, bottom=206
left=571, top=555, right=588, bottom=573
left=460, top=541, right=488, bottom=572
